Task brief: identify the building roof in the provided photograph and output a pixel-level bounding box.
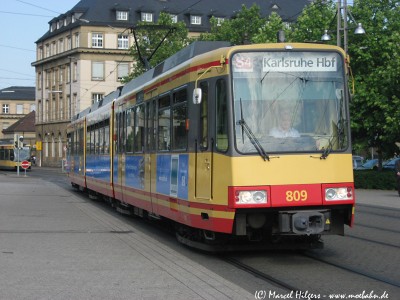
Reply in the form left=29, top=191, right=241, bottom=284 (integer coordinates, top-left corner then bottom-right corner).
left=36, top=0, right=312, bottom=43
left=2, top=111, right=36, bottom=134
left=0, top=86, right=35, bottom=101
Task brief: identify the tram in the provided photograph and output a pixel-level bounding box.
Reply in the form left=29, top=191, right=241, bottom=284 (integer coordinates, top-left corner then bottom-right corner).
left=67, top=41, right=355, bottom=250
left=0, top=142, right=31, bottom=170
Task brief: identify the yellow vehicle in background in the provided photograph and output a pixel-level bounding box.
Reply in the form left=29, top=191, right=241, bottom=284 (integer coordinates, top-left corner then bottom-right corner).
left=0, top=142, right=31, bottom=170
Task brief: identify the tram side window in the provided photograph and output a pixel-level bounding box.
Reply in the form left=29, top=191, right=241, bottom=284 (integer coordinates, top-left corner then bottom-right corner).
left=104, top=119, right=110, bottom=154
left=98, top=125, right=104, bottom=154
left=67, top=133, right=73, bottom=156
left=146, top=100, right=156, bottom=151
left=216, top=79, right=228, bottom=152
left=117, top=111, right=126, bottom=154
left=95, top=125, right=100, bottom=154
left=134, top=104, right=145, bottom=153
left=158, top=94, right=171, bottom=151
left=126, top=108, right=134, bottom=153
left=172, top=89, right=187, bottom=150
left=89, top=127, right=95, bottom=154
left=200, top=82, right=209, bottom=150
left=78, top=128, right=84, bottom=155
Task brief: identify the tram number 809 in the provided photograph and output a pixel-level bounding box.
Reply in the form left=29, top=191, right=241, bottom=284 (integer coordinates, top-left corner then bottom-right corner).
left=286, top=190, right=308, bottom=202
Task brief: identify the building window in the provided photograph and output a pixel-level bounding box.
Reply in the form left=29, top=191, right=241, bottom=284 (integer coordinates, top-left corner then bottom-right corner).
left=38, top=47, right=43, bottom=60
left=52, top=42, right=56, bottom=55
left=30, top=104, right=35, bottom=112
left=46, top=71, right=50, bottom=88
left=92, top=33, right=103, bottom=48
left=170, top=14, right=178, bottom=23
left=118, top=34, right=129, bottom=49
left=73, top=62, right=78, bottom=81
left=16, top=104, right=23, bottom=114
left=92, top=93, right=104, bottom=104
left=92, top=62, right=104, bottom=80
left=67, top=65, right=71, bottom=83
left=45, top=44, right=50, bottom=58
left=52, top=69, right=57, bottom=87
left=38, top=72, right=42, bottom=89
left=75, top=33, right=80, bottom=48
left=67, top=36, right=71, bottom=50
left=58, top=39, right=64, bottom=53
left=59, top=68, right=64, bottom=84
left=190, top=15, right=202, bottom=25
left=116, top=11, right=128, bottom=21
left=117, top=63, right=129, bottom=81
left=215, top=17, right=225, bottom=26
left=51, top=135, right=55, bottom=158
left=2, top=104, right=9, bottom=114
left=141, top=12, right=153, bottom=22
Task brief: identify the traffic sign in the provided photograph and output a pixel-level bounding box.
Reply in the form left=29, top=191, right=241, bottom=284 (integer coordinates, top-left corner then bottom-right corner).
left=21, top=160, right=30, bottom=170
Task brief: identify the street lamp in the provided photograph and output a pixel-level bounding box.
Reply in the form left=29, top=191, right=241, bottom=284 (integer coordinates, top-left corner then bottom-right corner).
left=321, top=0, right=365, bottom=53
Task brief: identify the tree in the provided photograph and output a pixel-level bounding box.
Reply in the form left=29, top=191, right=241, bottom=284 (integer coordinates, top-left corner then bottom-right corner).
left=252, top=12, right=289, bottom=43
left=348, top=0, right=400, bottom=161
left=123, top=12, right=189, bottom=81
left=289, top=0, right=336, bottom=43
left=199, top=4, right=264, bottom=44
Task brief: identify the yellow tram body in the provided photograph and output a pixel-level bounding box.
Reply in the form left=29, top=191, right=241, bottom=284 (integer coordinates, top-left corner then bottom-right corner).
left=67, top=41, right=355, bottom=247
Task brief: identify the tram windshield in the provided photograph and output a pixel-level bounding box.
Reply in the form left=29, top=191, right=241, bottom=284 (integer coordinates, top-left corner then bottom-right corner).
left=232, top=51, right=348, bottom=154
left=14, top=147, right=31, bottom=162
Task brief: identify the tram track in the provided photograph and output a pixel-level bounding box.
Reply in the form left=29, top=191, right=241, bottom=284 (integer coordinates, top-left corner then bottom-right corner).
left=222, top=256, right=302, bottom=293
left=303, top=252, right=400, bottom=289
left=345, top=233, right=400, bottom=249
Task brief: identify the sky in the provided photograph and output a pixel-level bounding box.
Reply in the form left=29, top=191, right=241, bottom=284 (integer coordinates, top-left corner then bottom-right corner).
left=0, top=0, right=80, bottom=90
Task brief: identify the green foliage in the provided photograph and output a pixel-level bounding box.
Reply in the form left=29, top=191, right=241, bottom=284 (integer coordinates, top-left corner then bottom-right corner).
left=349, top=0, right=400, bottom=159
left=123, top=12, right=189, bottom=82
left=289, top=0, right=337, bottom=43
left=123, top=1, right=400, bottom=160
left=354, top=170, right=397, bottom=190
left=252, top=12, right=289, bottom=43
left=199, top=4, right=264, bottom=44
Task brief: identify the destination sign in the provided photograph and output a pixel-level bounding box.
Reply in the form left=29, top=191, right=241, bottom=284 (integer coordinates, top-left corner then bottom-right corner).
left=263, top=54, right=338, bottom=72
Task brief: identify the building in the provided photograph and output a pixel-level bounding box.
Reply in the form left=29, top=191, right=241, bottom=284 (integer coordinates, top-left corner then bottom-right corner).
left=2, top=111, right=36, bottom=154
left=32, top=0, right=311, bottom=167
left=0, top=86, right=35, bottom=141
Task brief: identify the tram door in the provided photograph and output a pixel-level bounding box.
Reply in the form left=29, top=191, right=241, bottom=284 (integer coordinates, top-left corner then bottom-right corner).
left=115, top=109, right=125, bottom=201
left=195, top=82, right=212, bottom=200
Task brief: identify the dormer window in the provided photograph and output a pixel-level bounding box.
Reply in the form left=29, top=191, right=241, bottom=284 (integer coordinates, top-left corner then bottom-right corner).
left=141, top=12, right=153, bottom=22
left=190, top=15, right=202, bottom=25
left=215, top=17, right=225, bottom=26
left=116, top=10, right=128, bottom=21
left=170, top=14, right=178, bottom=23
left=271, top=4, right=280, bottom=10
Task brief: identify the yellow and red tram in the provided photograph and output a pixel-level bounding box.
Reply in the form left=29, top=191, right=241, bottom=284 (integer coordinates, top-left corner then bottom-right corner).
left=67, top=41, right=355, bottom=249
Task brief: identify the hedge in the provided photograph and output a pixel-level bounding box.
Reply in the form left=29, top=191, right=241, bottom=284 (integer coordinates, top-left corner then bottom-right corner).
left=353, top=169, right=397, bottom=190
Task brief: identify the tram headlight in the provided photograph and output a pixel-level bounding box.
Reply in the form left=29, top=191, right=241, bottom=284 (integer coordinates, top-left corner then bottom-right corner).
left=236, top=190, right=267, bottom=205
left=325, top=187, right=353, bottom=201
left=229, top=186, right=270, bottom=208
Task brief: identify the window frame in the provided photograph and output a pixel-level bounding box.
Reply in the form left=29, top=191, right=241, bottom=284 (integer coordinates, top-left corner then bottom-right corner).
left=91, top=33, right=104, bottom=48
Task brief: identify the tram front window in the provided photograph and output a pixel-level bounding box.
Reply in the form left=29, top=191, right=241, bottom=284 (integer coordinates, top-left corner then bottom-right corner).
left=232, top=51, right=348, bottom=154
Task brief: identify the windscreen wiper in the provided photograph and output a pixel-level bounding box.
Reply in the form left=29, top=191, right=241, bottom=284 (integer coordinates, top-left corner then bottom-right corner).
left=320, top=140, right=333, bottom=159
left=238, top=99, right=269, bottom=161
